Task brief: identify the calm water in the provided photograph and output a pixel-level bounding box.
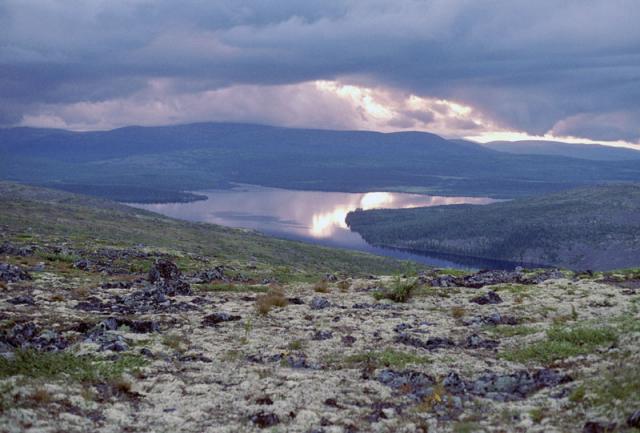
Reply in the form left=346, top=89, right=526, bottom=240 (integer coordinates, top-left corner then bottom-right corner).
left=131, top=185, right=525, bottom=269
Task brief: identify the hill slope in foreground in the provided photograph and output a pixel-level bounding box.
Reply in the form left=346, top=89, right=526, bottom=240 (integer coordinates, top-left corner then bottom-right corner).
left=347, top=184, right=640, bottom=270
left=1, top=182, right=639, bottom=432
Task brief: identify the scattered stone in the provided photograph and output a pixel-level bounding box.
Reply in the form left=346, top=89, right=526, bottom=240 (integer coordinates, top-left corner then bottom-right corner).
left=463, top=334, right=499, bottom=350
left=423, top=268, right=564, bottom=288
left=251, top=411, right=280, bottom=428
left=73, top=259, right=92, bottom=270
left=379, top=368, right=570, bottom=403
left=0, top=242, right=36, bottom=256
left=312, top=330, right=333, bottom=340
left=393, top=323, right=412, bottom=332
left=352, top=302, right=395, bottom=310
left=310, top=297, right=331, bottom=310
left=464, top=313, right=519, bottom=326
left=148, top=259, right=180, bottom=282
left=179, top=353, right=213, bottom=363
left=395, top=334, right=455, bottom=351
left=202, top=312, right=242, bottom=326
left=324, top=398, right=341, bottom=408
left=0, top=322, right=69, bottom=352
left=377, top=369, right=436, bottom=401
left=341, top=335, right=356, bottom=346
left=627, top=410, right=640, bottom=428
left=194, top=266, right=225, bottom=283
left=582, top=421, right=617, bottom=433
left=6, top=294, right=35, bottom=305
left=148, top=259, right=192, bottom=296
left=470, top=290, right=503, bottom=305
left=0, top=263, right=31, bottom=282
left=470, top=369, right=571, bottom=401
left=324, top=273, right=338, bottom=282
left=139, top=348, right=154, bottom=357
left=256, top=396, right=273, bottom=405
left=248, top=353, right=317, bottom=369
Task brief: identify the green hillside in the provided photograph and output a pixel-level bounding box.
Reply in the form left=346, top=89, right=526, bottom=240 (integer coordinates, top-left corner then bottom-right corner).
left=346, top=184, right=640, bottom=270
left=0, top=182, right=406, bottom=279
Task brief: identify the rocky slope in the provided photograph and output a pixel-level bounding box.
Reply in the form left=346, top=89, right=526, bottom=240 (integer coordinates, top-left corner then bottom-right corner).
left=1, top=234, right=639, bottom=432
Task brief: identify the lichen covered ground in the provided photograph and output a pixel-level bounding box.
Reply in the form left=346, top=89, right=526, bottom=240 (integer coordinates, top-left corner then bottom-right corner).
left=1, top=241, right=639, bottom=433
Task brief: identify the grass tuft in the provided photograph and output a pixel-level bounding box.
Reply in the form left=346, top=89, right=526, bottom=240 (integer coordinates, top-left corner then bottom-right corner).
left=255, top=289, right=289, bottom=315
left=373, top=276, right=418, bottom=303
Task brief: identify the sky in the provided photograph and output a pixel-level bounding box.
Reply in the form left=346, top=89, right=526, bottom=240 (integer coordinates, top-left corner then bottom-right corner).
left=1, top=0, right=639, bottom=147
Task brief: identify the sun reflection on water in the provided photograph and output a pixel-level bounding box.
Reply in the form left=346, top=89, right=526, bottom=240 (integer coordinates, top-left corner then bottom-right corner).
left=309, top=191, right=493, bottom=238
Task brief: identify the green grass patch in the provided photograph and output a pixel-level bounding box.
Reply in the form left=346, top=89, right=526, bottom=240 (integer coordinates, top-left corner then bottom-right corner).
left=493, top=284, right=531, bottom=295
left=500, top=324, right=618, bottom=364
left=484, top=324, right=539, bottom=338
left=0, top=350, right=148, bottom=382
left=38, top=252, right=80, bottom=263
left=588, top=362, right=640, bottom=409
left=342, top=349, right=430, bottom=369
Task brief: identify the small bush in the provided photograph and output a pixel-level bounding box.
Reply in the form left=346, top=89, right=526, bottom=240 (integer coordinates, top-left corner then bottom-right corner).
left=373, top=277, right=417, bottom=303
left=288, top=340, right=305, bottom=351
left=451, top=306, right=466, bottom=319
left=569, top=385, right=585, bottom=402
left=162, top=334, right=189, bottom=352
left=529, top=407, right=547, bottom=424
left=337, top=280, right=351, bottom=292
left=255, top=289, right=288, bottom=315
left=30, top=388, right=52, bottom=404
left=313, top=280, right=330, bottom=293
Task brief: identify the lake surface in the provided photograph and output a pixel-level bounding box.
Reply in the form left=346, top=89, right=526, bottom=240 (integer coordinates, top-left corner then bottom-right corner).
left=131, top=185, right=524, bottom=269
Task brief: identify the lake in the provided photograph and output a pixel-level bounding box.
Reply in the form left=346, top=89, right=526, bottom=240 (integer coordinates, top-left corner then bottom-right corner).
left=130, top=185, right=524, bottom=269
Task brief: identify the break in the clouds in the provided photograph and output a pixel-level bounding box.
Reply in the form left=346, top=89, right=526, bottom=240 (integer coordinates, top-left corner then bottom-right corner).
left=1, top=0, right=640, bottom=145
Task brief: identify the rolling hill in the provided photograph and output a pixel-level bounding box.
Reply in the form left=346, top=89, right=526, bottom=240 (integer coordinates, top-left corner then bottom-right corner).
left=481, top=140, right=640, bottom=161
left=3, top=123, right=640, bottom=202
left=346, top=184, right=640, bottom=270
left=0, top=182, right=405, bottom=278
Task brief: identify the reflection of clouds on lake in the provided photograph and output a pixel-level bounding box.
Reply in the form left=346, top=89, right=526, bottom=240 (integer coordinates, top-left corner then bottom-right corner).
left=309, top=192, right=394, bottom=238
left=308, top=191, right=494, bottom=238
left=360, top=192, right=394, bottom=209
left=130, top=185, right=498, bottom=241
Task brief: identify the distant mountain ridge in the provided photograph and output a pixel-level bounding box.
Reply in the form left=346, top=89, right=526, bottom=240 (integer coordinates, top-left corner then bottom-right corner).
left=481, top=140, right=640, bottom=161
left=2, top=122, right=640, bottom=202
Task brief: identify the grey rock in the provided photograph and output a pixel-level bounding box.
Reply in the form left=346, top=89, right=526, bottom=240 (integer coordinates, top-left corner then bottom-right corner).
left=312, top=330, right=333, bottom=340
left=7, top=295, right=35, bottom=305
left=202, top=312, right=241, bottom=326
left=0, top=263, right=32, bottom=282
left=310, top=297, right=331, bottom=310
left=470, top=290, right=503, bottom=305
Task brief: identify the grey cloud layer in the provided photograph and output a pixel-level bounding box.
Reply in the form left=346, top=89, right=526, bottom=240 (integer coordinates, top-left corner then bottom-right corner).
left=1, top=0, right=639, bottom=140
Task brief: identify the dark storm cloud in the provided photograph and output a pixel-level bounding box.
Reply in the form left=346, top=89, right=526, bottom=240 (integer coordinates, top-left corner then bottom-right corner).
left=1, top=0, right=639, bottom=141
